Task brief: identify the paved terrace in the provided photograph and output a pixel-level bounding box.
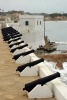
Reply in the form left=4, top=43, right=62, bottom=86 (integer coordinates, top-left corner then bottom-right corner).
left=0, top=31, right=56, bottom=100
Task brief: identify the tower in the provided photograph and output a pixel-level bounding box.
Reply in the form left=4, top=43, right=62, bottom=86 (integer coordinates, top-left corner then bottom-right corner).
left=19, top=15, right=44, bottom=49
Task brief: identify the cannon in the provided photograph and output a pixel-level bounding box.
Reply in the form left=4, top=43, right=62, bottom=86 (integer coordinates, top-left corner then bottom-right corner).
left=8, top=27, right=18, bottom=33
left=1, top=27, right=19, bottom=34
left=8, top=37, right=21, bottom=44
left=13, top=49, right=35, bottom=60
left=8, top=27, right=20, bottom=33
left=9, top=40, right=24, bottom=48
left=2, top=33, right=8, bottom=37
left=3, top=32, right=20, bottom=38
left=2, top=32, right=20, bottom=37
left=1, top=27, right=22, bottom=42
left=3, top=36, right=10, bottom=41
left=10, top=32, right=20, bottom=36
left=3, top=34, right=22, bottom=39
left=10, top=44, right=28, bottom=53
left=11, top=34, right=22, bottom=39
left=1, top=27, right=21, bottom=36
left=3, top=35, right=11, bottom=40
left=16, top=58, right=44, bottom=72
left=1, top=28, right=8, bottom=35
left=23, top=72, right=60, bottom=92
left=3, top=35, right=11, bottom=38
left=1, top=27, right=16, bottom=35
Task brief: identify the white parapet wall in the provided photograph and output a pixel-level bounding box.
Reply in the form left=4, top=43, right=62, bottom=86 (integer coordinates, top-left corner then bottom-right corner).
left=38, top=63, right=67, bottom=100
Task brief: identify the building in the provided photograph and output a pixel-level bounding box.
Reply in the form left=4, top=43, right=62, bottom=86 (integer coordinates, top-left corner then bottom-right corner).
left=19, top=15, right=45, bottom=49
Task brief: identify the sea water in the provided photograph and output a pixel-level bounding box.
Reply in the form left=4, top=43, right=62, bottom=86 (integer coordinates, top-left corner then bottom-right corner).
left=45, top=21, right=67, bottom=51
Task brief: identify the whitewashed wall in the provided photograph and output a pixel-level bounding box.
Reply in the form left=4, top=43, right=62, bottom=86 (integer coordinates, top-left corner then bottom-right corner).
left=19, top=15, right=44, bottom=49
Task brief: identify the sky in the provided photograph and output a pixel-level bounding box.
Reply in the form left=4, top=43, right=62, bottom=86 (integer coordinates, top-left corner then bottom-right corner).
left=0, top=0, right=67, bottom=14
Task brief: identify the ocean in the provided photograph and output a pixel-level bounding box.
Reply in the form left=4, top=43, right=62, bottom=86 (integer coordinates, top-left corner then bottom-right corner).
left=45, top=21, right=67, bottom=51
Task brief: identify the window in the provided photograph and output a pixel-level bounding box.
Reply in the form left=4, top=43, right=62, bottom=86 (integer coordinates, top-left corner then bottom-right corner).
left=25, top=21, right=29, bottom=26
left=28, top=30, right=29, bottom=33
left=40, top=21, right=41, bottom=25
left=37, top=21, right=38, bottom=25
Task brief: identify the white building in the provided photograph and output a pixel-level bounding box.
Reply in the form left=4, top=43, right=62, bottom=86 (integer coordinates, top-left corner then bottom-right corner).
left=19, top=15, right=45, bottom=49
left=5, top=15, right=45, bottom=49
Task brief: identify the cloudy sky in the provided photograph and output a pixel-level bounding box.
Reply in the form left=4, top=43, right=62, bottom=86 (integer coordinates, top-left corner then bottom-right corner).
left=0, top=0, right=67, bottom=13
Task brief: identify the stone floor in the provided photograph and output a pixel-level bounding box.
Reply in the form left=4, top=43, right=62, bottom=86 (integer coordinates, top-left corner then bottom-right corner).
left=0, top=31, right=56, bottom=100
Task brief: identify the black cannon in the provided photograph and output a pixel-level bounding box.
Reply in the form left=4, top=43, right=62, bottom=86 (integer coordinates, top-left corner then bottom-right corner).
left=10, top=32, right=20, bottom=36
left=1, top=27, right=19, bottom=34
left=1, top=27, right=18, bottom=35
left=1, top=27, right=9, bottom=35
left=1, top=27, right=22, bottom=40
left=11, top=34, right=22, bottom=39
left=8, top=37, right=21, bottom=44
left=3, top=36, right=11, bottom=41
left=16, top=58, right=44, bottom=72
left=3, top=32, right=20, bottom=38
left=2, top=31, right=20, bottom=37
left=23, top=72, right=60, bottom=92
left=8, top=27, right=20, bottom=33
left=3, top=34, right=22, bottom=40
left=9, top=40, right=24, bottom=48
left=3, top=35, right=11, bottom=38
left=10, top=44, right=28, bottom=53
left=8, top=27, right=18, bottom=33
left=3, top=35, right=11, bottom=40
left=12, top=49, right=35, bottom=60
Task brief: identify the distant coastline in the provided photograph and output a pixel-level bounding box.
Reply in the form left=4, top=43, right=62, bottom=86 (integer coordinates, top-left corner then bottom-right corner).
left=0, top=10, right=67, bottom=21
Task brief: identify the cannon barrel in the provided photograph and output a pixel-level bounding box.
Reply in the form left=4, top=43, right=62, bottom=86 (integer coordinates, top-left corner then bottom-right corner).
left=10, top=32, right=20, bottom=36
left=8, top=27, right=19, bottom=33
left=1, top=27, right=19, bottom=34
left=9, top=32, right=20, bottom=36
left=2, top=32, right=20, bottom=37
left=1, top=28, right=8, bottom=34
left=16, top=58, right=44, bottom=72
left=1, top=27, right=21, bottom=38
left=23, top=72, right=60, bottom=92
left=8, top=27, right=18, bottom=33
left=3, top=37, right=11, bottom=41
left=3, top=35, right=11, bottom=38
left=11, top=44, right=28, bottom=53
left=2, top=33, right=8, bottom=36
left=3, top=33, right=20, bottom=38
left=3, top=36, right=11, bottom=40
left=2, top=33, right=9, bottom=37
left=9, top=40, right=24, bottom=48
left=11, top=34, right=22, bottom=38
left=13, top=49, right=35, bottom=60
left=3, top=38, right=9, bottom=41
left=8, top=37, right=21, bottom=44
left=4, top=34, right=22, bottom=39
left=1, top=27, right=18, bottom=35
